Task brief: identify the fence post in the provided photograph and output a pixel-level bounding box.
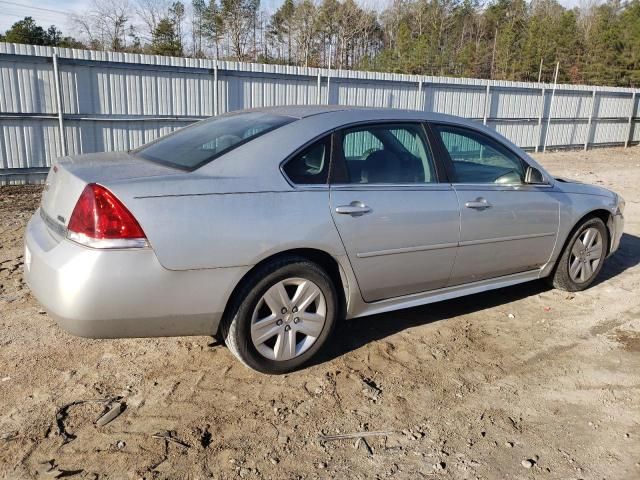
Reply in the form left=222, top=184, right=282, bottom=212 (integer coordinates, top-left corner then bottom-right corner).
left=213, top=61, right=219, bottom=116
left=416, top=80, right=423, bottom=111
left=536, top=87, right=545, bottom=153
left=317, top=73, right=321, bottom=105
left=625, top=92, right=636, bottom=148
left=584, top=89, right=597, bottom=151
left=483, top=83, right=491, bottom=126
left=52, top=52, right=67, bottom=157
left=543, top=62, right=559, bottom=153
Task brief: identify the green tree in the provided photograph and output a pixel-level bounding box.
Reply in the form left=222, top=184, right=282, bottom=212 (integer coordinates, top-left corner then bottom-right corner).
left=583, top=2, right=624, bottom=85
left=170, top=1, right=186, bottom=44
left=269, top=0, right=294, bottom=63
left=484, top=0, right=528, bottom=80
left=220, top=0, right=260, bottom=60
left=192, top=0, right=207, bottom=56
left=3, top=17, right=83, bottom=47
left=2, top=0, right=640, bottom=86
left=619, top=0, right=640, bottom=85
left=519, top=0, right=581, bottom=83
left=203, top=0, right=224, bottom=58
left=151, top=18, right=184, bottom=56
left=4, top=17, right=49, bottom=45
left=317, top=0, right=340, bottom=66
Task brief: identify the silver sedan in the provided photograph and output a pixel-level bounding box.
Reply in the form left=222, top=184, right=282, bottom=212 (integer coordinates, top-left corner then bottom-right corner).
left=24, top=106, right=625, bottom=373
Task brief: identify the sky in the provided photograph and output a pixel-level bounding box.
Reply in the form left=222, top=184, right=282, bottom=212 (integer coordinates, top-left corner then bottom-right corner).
left=0, top=0, right=585, bottom=36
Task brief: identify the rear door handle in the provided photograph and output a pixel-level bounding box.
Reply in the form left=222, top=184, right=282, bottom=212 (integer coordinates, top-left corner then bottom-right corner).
left=335, top=201, right=372, bottom=216
left=464, top=198, right=492, bottom=210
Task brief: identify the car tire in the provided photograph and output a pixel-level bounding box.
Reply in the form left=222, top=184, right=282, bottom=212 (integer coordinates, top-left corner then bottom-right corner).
left=550, top=217, right=609, bottom=292
left=220, top=256, right=338, bottom=374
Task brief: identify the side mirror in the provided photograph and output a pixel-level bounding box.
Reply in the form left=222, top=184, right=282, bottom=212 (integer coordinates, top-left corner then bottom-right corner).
left=525, top=166, right=546, bottom=185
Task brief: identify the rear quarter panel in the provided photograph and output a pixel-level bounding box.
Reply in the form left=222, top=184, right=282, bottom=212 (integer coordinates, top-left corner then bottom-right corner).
left=114, top=188, right=346, bottom=271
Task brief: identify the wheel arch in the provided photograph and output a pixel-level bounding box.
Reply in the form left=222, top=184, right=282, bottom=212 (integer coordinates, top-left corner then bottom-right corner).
left=552, top=208, right=613, bottom=275
left=574, top=209, right=614, bottom=253
left=218, top=248, right=348, bottom=335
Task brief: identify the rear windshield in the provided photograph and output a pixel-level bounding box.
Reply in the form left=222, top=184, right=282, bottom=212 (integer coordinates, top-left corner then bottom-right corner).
left=134, top=112, right=294, bottom=170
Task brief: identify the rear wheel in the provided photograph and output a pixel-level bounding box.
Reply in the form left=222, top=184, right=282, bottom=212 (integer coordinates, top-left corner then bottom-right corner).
left=550, top=217, right=608, bottom=292
left=221, top=256, right=337, bottom=374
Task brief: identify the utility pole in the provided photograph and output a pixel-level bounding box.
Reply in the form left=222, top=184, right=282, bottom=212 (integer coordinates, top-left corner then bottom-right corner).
left=327, top=42, right=332, bottom=104
left=490, top=28, right=498, bottom=79
left=538, top=57, right=543, bottom=83
left=543, top=62, right=560, bottom=153
left=52, top=52, right=67, bottom=157
left=253, top=9, right=257, bottom=61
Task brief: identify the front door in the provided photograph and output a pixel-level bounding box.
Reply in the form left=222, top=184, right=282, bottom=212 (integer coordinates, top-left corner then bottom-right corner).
left=329, top=123, right=460, bottom=302
left=430, top=123, right=559, bottom=285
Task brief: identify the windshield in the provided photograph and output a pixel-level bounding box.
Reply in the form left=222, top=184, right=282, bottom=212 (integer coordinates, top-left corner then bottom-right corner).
left=134, top=112, right=295, bottom=170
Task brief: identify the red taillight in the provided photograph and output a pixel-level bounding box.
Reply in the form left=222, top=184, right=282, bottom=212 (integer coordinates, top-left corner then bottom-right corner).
left=67, top=184, right=147, bottom=247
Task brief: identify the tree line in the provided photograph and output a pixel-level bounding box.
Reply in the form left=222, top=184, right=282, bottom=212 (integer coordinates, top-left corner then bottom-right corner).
left=1, top=0, right=639, bottom=87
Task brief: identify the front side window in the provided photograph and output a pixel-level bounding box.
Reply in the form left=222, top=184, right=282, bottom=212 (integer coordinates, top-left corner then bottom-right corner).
left=135, top=112, right=294, bottom=170
left=434, top=125, right=525, bottom=184
left=339, top=124, right=436, bottom=184
left=282, top=137, right=330, bottom=185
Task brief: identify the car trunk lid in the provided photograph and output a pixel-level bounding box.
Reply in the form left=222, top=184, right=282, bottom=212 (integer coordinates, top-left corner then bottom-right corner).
left=40, top=152, right=182, bottom=238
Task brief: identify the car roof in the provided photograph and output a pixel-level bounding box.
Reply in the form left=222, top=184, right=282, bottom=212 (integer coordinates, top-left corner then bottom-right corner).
left=202, top=105, right=550, bottom=190
left=257, top=105, right=348, bottom=118
left=255, top=105, right=471, bottom=125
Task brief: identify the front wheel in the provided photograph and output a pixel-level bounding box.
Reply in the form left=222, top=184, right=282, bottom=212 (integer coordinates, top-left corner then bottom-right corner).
left=221, top=256, right=337, bottom=374
left=550, top=217, right=608, bottom=292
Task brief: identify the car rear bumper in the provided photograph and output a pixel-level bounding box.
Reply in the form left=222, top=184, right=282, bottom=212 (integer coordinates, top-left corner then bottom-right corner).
left=24, top=210, right=249, bottom=338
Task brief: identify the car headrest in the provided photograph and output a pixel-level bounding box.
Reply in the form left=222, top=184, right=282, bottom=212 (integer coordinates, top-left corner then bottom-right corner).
left=216, top=135, right=242, bottom=152
left=363, top=150, right=398, bottom=183
left=304, top=150, right=324, bottom=172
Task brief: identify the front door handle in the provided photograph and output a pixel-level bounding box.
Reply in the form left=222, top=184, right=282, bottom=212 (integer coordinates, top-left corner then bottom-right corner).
left=335, top=201, right=372, bottom=216
left=465, top=198, right=492, bottom=210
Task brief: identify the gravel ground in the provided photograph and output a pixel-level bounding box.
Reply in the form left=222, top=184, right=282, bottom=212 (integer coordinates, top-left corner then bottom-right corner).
left=0, top=147, right=639, bottom=479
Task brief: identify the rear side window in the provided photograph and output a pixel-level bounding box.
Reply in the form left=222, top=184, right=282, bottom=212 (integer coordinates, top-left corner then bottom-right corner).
left=135, top=112, right=294, bottom=170
left=282, top=137, right=331, bottom=185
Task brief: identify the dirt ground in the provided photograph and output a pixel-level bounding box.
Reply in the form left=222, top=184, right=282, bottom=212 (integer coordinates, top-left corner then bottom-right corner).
left=0, top=147, right=639, bottom=480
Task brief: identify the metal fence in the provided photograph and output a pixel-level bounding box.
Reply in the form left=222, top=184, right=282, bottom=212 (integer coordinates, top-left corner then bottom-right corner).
left=1, top=42, right=639, bottom=184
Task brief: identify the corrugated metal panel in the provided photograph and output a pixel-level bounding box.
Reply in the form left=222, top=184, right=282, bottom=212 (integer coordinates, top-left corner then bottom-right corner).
left=4, top=42, right=638, bottom=93
left=223, top=74, right=320, bottom=111
left=0, top=57, right=57, bottom=113
left=334, top=79, right=418, bottom=109
left=591, top=120, right=629, bottom=144
left=0, top=171, right=46, bottom=185
left=0, top=118, right=62, bottom=168
left=426, top=86, right=485, bottom=117
left=550, top=91, right=592, bottom=119
left=631, top=122, right=639, bottom=142
left=545, top=121, right=589, bottom=147
left=491, top=87, right=542, bottom=119
left=596, top=93, right=633, bottom=118
left=62, top=65, right=215, bottom=116
left=64, top=120, right=190, bottom=156
left=492, top=121, right=539, bottom=149
left=1, top=40, right=640, bottom=179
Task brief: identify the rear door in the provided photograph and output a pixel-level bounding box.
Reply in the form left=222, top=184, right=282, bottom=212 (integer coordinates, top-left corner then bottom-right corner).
left=329, top=122, right=460, bottom=302
left=429, top=123, right=559, bottom=286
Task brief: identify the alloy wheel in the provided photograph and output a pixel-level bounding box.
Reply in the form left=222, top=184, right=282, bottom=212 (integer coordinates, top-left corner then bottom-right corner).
left=568, top=227, right=604, bottom=283
left=250, top=277, right=327, bottom=361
